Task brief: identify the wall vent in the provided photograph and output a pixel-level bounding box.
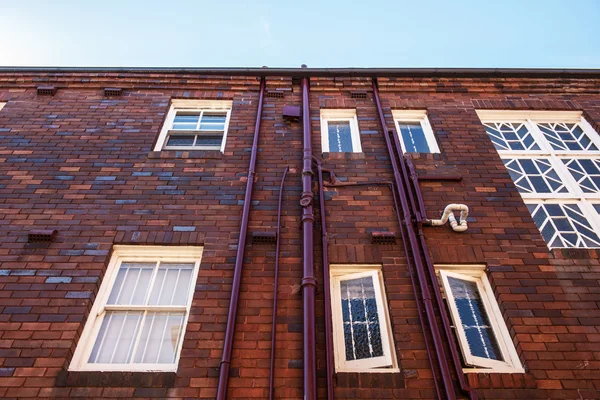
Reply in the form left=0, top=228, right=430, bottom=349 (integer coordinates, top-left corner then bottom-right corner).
left=252, top=231, right=277, bottom=244
left=37, top=86, right=57, bottom=96
left=350, top=91, right=368, bottom=99
left=266, top=91, right=285, bottom=99
left=370, top=231, right=396, bottom=244
left=104, top=88, right=123, bottom=97
left=28, top=229, right=58, bottom=242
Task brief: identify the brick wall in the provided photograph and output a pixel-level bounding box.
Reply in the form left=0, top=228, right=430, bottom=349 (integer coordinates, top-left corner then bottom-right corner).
left=0, top=71, right=598, bottom=399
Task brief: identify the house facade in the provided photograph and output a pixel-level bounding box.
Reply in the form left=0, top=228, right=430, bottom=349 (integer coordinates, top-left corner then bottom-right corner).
left=0, top=67, right=599, bottom=399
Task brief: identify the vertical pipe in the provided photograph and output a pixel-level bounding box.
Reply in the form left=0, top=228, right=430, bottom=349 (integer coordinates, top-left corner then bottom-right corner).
left=315, top=159, right=334, bottom=400
left=269, top=166, right=288, bottom=400
left=372, top=77, right=457, bottom=400
left=216, top=76, right=266, bottom=400
left=301, top=71, right=318, bottom=400
left=405, top=157, right=427, bottom=219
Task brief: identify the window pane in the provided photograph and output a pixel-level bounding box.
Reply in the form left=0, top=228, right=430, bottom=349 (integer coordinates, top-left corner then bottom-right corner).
left=172, top=113, right=200, bottom=130
left=327, top=121, right=353, bottom=152
left=194, top=135, right=223, bottom=147
left=149, top=263, right=195, bottom=306
left=166, top=135, right=195, bottom=147
left=339, top=275, right=383, bottom=361
left=484, top=122, right=540, bottom=151
left=134, top=312, right=185, bottom=364
left=199, top=113, right=227, bottom=131
left=502, top=158, right=567, bottom=194
left=89, top=311, right=143, bottom=364
left=107, top=263, right=155, bottom=305
left=447, top=277, right=503, bottom=361
left=398, top=123, right=430, bottom=153
left=527, top=203, right=600, bottom=248
left=537, top=122, right=598, bottom=151
left=562, top=158, right=600, bottom=193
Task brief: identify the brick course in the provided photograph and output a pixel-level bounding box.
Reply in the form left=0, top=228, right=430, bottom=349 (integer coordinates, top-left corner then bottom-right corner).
left=0, top=70, right=598, bottom=398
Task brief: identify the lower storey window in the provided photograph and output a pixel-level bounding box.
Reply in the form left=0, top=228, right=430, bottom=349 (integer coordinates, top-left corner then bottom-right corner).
left=330, top=265, right=398, bottom=372
left=436, top=265, right=524, bottom=373
left=69, top=246, right=202, bottom=372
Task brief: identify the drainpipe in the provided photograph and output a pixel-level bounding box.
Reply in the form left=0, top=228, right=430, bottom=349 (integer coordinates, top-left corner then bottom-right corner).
left=313, top=158, right=335, bottom=400
left=401, top=157, right=478, bottom=400
left=269, top=166, right=288, bottom=400
left=301, top=70, right=318, bottom=400
left=372, top=77, right=457, bottom=400
left=216, top=76, right=266, bottom=400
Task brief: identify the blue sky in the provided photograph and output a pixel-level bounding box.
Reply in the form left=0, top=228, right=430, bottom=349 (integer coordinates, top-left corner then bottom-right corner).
left=1, top=0, right=599, bottom=68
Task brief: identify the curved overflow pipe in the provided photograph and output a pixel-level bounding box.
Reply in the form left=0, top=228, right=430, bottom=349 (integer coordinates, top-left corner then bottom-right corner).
left=216, top=77, right=266, bottom=400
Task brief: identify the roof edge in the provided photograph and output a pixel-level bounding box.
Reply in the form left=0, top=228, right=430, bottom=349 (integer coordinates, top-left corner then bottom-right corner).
left=0, top=67, right=599, bottom=78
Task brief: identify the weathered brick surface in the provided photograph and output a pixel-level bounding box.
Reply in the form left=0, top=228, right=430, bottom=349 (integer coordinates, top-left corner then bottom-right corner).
left=0, top=71, right=598, bottom=398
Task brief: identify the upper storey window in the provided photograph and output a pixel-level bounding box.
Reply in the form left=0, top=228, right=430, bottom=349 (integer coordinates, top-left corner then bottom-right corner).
left=320, top=109, right=362, bottom=153
left=155, top=100, right=232, bottom=152
left=478, top=110, right=600, bottom=248
left=393, top=110, right=440, bottom=154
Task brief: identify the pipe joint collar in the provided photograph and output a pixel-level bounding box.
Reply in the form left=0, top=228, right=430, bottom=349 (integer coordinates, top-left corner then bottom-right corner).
left=301, top=276, right=318, bottom=289
left=300, top=192, right=314, bottom=207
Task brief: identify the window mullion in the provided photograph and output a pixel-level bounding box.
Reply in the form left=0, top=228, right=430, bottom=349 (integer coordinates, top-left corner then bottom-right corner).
left=527, top=119, right=552, bottom=153
left=551, top=156, right=584, bottom=197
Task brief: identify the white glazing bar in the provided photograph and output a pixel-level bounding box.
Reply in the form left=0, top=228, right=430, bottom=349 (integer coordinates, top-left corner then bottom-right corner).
left=138, top=312, right=156, bottom=363
left=129, top=310, right=148, bottom=364
left=109, top=312, right=129, bottom=363
left=91, top=312, right=113, bottom=363
left=128, top=268, right=143, bottom=305
left=113, top=267, right=129, bottom=304
left=360, top=279, right=375, bottom=357
left=345, top=282, right=356, bottom=360
left=169, top=268, right=182, bottom=305
left=155, top=313, right=171, bottom=363
left=124, top=313, right=142, bottom=363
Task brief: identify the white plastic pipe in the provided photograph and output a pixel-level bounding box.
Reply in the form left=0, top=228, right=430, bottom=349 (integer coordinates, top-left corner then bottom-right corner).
left=426, top=204, right=469, bottom=232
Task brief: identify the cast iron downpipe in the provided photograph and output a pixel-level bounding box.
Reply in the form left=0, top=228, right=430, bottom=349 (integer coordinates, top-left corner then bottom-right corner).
left=402, top=157, right=478, bottom=400
left=317, top=173, right=443, bottom=400
left=301, top=72, right=318, bottom=400
left=216, top=77, right=266, bottom=400
left=372, top=78, right=457, bottom=400
left=269, top=166, right=288, bottom=400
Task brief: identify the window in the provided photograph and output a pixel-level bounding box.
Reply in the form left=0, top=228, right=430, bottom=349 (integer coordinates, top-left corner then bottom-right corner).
left=154, top=99, right=232, bottom=152
left=436, top=265, right=523, bottom=373
left=393, top=110, right=439, bottom=153
left=69, top=246, right=202, bottom=372
left=478, top=110, right=600, bottom=248
left=330, top=265, right=398, bottom=372
left=320, top=109, right=362, bottom=153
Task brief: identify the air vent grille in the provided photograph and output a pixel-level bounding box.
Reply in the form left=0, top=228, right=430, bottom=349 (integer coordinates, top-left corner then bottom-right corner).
left=37, top=86, right=57, bottom=96
left=252, top=231, right=277, bottom=244
left=370, top=231, right=396, bottom=244
left=350, top=92, right=368, bottom=99
left=28, top=229, right=58, bottom=242
left=104, top=88, right=123, bottom=97
left=266, top=91, right=285, bottom=98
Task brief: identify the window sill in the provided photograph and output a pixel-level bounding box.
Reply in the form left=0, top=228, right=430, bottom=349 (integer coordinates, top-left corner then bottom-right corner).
left=335, top=371, right=404, bottom=388
left=322, top=152, right=365, bottom=160
left=56, top=370, right=176, bottom=387
left=147, top=150, right=223, bottom=160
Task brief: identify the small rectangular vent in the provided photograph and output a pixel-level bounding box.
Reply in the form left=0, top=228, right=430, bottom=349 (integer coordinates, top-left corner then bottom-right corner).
left=252, top=231, right=277, bottom=244
left=266, top=91, right=285, bottom=98
left=28, top=229, right=58, bottom=242
left=350, top=91, right=368, bottom=99
left=104, top=87, right=123, bottom=97
left=37, top=86, right=57, bottom=96
left=370, top=231, right=396, bottom=244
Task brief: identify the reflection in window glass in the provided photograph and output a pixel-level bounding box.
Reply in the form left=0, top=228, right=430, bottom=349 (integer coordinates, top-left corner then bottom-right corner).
left=399, top=122, right=429, bottom=153
left=527, top=203, right=600, bottom=248
left=328, top=121, right=353, bottom=152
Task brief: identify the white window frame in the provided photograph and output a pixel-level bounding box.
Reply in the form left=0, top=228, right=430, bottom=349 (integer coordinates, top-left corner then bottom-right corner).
left=436, top=265, right=524, bottom=374
left=392, top=110, right=440, bottom=154
left=69, top=245, right=202, bottom=372
left=477, top=110, right=600, bottom=248
left=320, top=109, right=362, bottom=153
left=0, top=102, right=5, bottom=112
left=154, top=99, right=233, bottom=152
left=330, top=264, right=398, bottom=373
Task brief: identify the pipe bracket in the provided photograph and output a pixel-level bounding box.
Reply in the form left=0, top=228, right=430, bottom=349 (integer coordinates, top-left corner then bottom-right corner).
left=300, top=192, right=314, bottom=207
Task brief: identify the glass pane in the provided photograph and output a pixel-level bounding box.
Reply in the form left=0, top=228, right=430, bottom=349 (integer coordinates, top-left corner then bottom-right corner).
left=327, top=121, right=353, bottom=152
left=149, top=263, right=195, bottom=306
left=199, top=113, right=227, bottom=131
left=194, top=135, right=223, bottom=147
left=483, top=122, right=540, bottom=151
left=536, top=122, right=597, bottom=151
left=166, top=135, right=195, bottom=147
left=527, top=203, right=600, bottom=248
left=172, top=113, right=200, bottom=130
left=447, top=277, right=503, bottom=361
left=107, top=263, right=155, bottom=305
left=339, top=275, right=384, bottom=361
left=134, top=312, right=185, bottom=364
left=89, top=311, right=142, bottom=363
left=399, top=123, right=430, bottom=153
